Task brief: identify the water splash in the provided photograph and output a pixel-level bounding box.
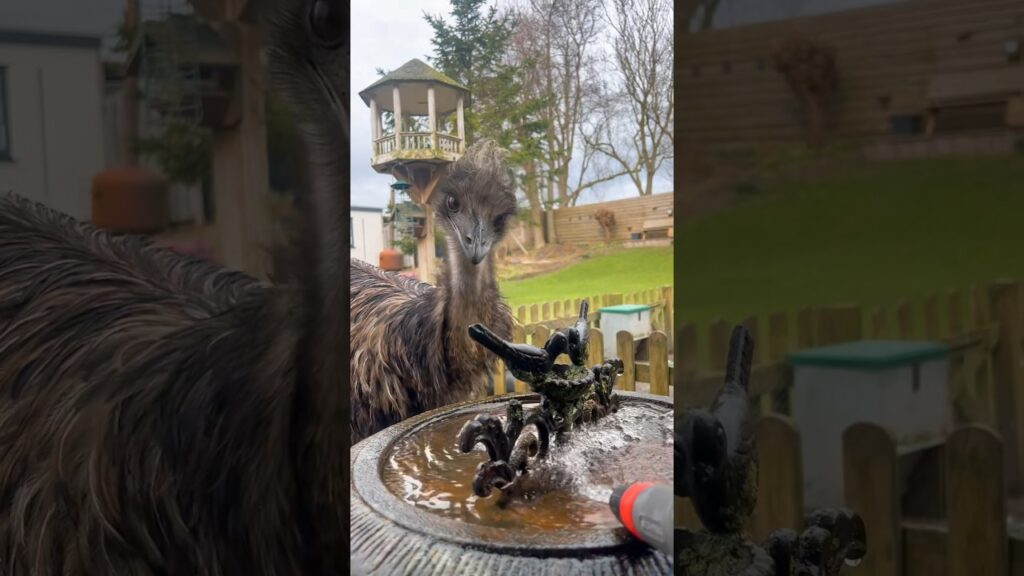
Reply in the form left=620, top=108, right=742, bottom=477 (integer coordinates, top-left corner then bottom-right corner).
left=382, top=402, right=672, bottom=531
left=534, top=404, right=674, bottom=504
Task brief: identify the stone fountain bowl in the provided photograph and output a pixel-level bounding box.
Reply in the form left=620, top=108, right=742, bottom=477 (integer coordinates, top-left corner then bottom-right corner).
left=350, top=391, right=674, bottom=575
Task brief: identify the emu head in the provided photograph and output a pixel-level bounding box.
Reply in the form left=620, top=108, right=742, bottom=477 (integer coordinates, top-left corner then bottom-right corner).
left=430, top=140, right=517, bottom=266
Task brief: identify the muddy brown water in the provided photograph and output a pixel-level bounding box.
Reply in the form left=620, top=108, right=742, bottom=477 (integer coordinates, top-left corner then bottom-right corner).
left=381, top=401, right=673, bottom=533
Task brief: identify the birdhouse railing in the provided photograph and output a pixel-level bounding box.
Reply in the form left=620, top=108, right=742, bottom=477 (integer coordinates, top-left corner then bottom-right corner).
left=375, top=134, right=397, bottom=156
left=438, top=133, right=462, bottom=154
left=374, top=132, right=465, bottom=157
left=400, top=132, right=434, bottom=150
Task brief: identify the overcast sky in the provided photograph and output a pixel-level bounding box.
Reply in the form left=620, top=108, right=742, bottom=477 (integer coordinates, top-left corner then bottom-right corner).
left=349, top=0, right=452, bottom=208
left=349, top=0, right=676, bottom=209
left=3, top=0, right=903, bottom=209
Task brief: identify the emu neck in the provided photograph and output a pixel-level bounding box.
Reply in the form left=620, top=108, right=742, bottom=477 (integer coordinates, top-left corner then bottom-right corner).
left=437, top=236, right=503, bottom=368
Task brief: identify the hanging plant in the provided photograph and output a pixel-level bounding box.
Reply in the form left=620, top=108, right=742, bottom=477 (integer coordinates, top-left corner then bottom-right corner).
left=394, top=235, right=418, bottom=256
left=134, top=121, right=213, bottom=186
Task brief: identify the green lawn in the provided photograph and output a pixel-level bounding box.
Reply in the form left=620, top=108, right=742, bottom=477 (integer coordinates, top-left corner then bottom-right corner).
left=680, top=156, right=1024, bottom=328
left=500, top=246, right=673, bottom=307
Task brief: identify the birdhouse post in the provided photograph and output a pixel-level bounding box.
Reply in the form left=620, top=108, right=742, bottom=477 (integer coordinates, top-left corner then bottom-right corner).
left=359, top=59, right=469, bottom=281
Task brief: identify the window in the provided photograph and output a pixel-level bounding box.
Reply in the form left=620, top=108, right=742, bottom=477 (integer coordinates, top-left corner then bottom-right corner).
left=350, top=217, right=354, bottom=247
left=0, top=67, right=9, bottom=159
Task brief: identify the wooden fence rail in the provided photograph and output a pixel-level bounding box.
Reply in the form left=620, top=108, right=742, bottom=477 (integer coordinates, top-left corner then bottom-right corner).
left=676, top=280, right=1024, bottom=492
left=512, top=285, right=673, bottom=341
left=728, top=416, right=1022, bottom=576
left=489, top=285, right=675, bottom=399
left=490, top=328, right=673, bottom=398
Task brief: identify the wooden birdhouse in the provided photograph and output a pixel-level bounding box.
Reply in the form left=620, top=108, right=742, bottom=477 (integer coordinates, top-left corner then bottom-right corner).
left=359, top=59, right=469, bottom=280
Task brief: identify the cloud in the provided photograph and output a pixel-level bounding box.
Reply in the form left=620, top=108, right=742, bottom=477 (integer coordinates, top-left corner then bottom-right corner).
left=350, top=0, right=453, bottom=208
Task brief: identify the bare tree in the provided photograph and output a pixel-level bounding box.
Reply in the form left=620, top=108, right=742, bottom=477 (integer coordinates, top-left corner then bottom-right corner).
left=525, top=0, right=631, bottom=208
left=587, top=0, right=674, bottom=197
left=506, top=8, right=550, bottom=247
left=772, top=35, right=840, bottom=150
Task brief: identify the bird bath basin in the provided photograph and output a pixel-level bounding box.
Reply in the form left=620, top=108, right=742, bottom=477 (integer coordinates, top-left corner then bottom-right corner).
left=350, top=301, right=673, bottom=574
left=350, top=392, right=673, bottom=574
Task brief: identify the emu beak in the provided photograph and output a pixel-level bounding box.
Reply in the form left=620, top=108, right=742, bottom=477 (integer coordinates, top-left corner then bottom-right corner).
left=470, top=242, right=487, bottom=265
left=461, top=220, right=490, bottom=265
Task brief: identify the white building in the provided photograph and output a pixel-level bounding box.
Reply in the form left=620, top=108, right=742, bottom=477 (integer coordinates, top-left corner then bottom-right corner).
left=350, top=206, right=385, bottom=265
left=0, top=29, right=106, bottom=221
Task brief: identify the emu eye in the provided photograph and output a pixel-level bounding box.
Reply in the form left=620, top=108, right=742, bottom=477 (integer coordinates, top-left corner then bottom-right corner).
left=446, top=195, right=460, bottom=212
left=309, top=0, right=345, bottom=48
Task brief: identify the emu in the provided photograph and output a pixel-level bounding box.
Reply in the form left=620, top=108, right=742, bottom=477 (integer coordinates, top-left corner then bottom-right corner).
left=0, top=1, right=349, bottom=574
left=349, top=139, right=517, bottom=442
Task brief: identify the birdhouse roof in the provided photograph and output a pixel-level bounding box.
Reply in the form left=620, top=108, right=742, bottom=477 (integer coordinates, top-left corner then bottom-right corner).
left=358, top=58, right=468, bottom=106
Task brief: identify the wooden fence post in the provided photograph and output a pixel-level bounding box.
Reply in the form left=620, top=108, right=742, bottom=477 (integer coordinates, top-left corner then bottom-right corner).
left=768, top=312, right=790, bottom=414
left=924, top=295, right=942, bottom=340
left=742, top=315, right=769, bottom=414
left=616, top=330, right=636, bottom=392
left=588, top=327, right=604, bottom=367
left=708, top=320, right=730, bottom=372
left=843, top=422, right=901, bottom=576
left=535, top=324, right=551, bottom=353
left=493, top=359, right=506, bottom=396
left=947, top=290, right=964, bottom=336
left=529, top=303, right=539, bottom=324
left=512, top=324, right=528, bottom=393
left=797, top=308, right=815, bottom=349
left=662, top=286, right=674, bottom=350
left=679, top=323, right=698, bottom=375
left=649, top=331, right=669, bottom=396
left=897, top=300, right=913, bottom=339
left=988, top=281, right=1024, bottom=493
left=946, top=425, right=1006, bottom=576
left=541, top=302, right=551, bottom=321
left=816, top=304, right=863, bottom=346
left=749, top=415, right=803, bottom=542
left=870, top=307, right=887, bottom=339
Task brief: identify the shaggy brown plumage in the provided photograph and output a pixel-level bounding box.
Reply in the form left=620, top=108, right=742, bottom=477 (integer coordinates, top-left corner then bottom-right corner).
left=349, top=141, right=517, bottom=442
left=0, top=0, right=349, bottom=574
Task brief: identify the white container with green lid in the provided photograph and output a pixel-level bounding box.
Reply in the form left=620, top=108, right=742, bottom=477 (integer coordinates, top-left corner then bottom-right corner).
left=788, top=340, right=951, bottom=509
left=598, top=304, right=652, bottom=359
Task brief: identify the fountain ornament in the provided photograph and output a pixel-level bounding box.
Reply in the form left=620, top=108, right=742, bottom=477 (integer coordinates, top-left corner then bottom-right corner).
left=675, top=325, right=868, bottom=576
left=459, top=300, right=622, bottom=498
left=350, top=297, right=672, bottom=575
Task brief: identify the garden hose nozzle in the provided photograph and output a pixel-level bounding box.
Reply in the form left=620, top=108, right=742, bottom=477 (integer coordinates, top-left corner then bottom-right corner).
left=609, top=482, right=674, bottom=557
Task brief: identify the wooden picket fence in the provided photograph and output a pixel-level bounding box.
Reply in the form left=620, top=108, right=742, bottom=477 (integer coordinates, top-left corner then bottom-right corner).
left=489, top=286, right=675, bottom=399
left=675, top=281, right=1024, bottom=487
left=676, top=280, right=1024, bottom=575
left=511, top=286, right=674, bottom=338
left=723, top=417, right=1024, bottom=576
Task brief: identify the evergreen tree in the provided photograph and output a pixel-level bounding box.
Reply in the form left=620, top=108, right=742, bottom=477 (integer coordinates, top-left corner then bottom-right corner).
left=425, top=0, right=517, bottom=144
left=426, top=0, right=550, bottom=243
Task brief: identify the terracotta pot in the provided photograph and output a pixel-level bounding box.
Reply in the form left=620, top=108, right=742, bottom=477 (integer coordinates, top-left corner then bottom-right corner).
left=350, top=392, right=673, bottom=575
left=91, top=166, right=169, bottom=233
left=378, top=248, right=404, bottom=271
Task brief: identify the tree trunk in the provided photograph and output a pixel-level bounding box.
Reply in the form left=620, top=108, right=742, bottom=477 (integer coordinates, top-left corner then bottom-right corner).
left=524, top=162, right=545, bottom=249
left=557, top=167, right=570, bottom=208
